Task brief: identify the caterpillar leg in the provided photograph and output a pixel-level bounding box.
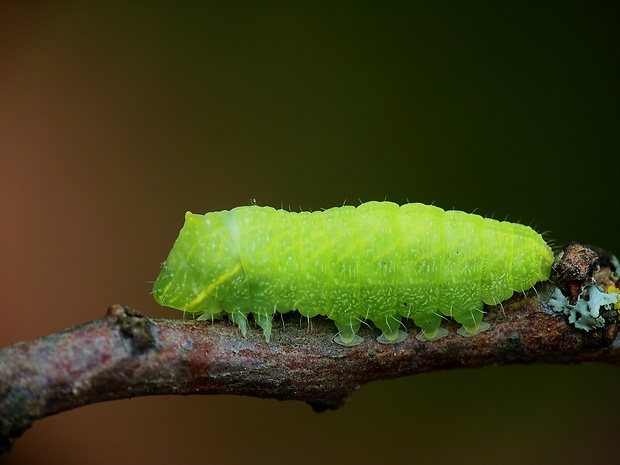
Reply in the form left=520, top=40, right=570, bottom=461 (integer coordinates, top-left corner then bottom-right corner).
left=455, top=307, right=490, bottom=337
left=254, top=312, right=274, bottom=343
left=457, top=320, right=490, bottom=337
left=195, top=298, right=224, bottom=322
left=373, top=316, right=408, bottom=344
left=229, top=311, right=248, bottom=337
left=196, top=310, right=223, bottom=322
left=414, top=315, right=448, bottom=342
left=333, top=319, right=363, bottom=347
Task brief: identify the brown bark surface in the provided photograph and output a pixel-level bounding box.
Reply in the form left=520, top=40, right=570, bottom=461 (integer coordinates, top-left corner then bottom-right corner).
left=1, top=245, right=619, bottom=454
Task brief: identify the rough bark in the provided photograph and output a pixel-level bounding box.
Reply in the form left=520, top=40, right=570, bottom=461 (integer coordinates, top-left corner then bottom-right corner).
left=1, top=244, right=619, bottom=454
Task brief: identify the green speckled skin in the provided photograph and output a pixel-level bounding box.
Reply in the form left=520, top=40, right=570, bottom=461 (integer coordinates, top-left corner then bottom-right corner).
left=153, top=201, right=554, bottom=346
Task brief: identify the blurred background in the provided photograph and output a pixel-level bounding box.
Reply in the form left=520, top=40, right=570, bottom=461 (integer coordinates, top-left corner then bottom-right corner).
left=1, top=2, right=619, bottom=464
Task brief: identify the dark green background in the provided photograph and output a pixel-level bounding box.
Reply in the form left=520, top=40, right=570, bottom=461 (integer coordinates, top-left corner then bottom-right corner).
left=1, top=3, right=619, bottom=464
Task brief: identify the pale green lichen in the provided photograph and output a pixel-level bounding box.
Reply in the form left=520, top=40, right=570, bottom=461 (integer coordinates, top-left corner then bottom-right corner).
left=608, top=285, right=620, bottom=313
left=548, top=285, right=619, bottom=331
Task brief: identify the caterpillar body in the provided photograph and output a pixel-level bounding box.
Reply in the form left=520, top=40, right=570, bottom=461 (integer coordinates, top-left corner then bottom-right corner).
left=153, top=201, right=554, bottom=346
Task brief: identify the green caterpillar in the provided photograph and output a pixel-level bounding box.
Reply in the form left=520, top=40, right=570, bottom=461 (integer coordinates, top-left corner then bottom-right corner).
left=153, top=201, right=554, bottom=346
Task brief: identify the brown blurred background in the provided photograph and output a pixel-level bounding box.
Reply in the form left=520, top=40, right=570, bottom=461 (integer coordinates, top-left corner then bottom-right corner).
left=1, top=3, right=619, bottom=464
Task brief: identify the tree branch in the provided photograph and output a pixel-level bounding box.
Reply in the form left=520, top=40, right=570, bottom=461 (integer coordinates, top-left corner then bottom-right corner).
left=1, top=245, right=619, bottom=454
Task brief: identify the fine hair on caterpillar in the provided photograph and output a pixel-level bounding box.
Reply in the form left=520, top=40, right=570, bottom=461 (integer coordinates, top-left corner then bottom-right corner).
left=153, top=201, right=554, bottom=346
